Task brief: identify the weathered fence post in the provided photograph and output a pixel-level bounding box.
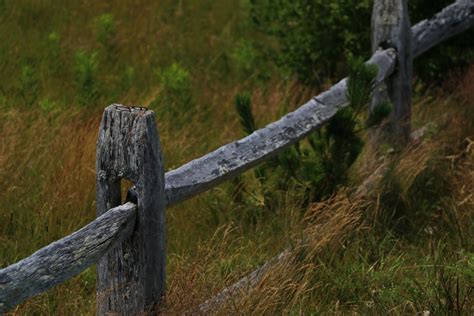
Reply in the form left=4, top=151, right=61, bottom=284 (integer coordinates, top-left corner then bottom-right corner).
left=371, top=0, right=413, bottom=144
left=96, top=105, right=166, bottom=314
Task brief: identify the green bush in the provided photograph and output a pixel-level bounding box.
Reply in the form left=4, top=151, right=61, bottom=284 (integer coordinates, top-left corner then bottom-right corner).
left=235, top=92, right=256, bottom=135
left=150, top=63, right=193, bottom=126
left=231, top=39, right=259, bottom=74
left=95, top=13, right=116, bottom=50
left=120, top=66, right=135, bottom=92
left=233, top=58, right=377, bottom=209
left=39, top=98, right=60, bottom=113
left=409, top=0, right=474, bottom=83
left=74, top=50, right=99, bottom=106
left=250, top=0, right=474, bottom=85
left=46, top=32, right=61, bottom=60
left=18, top=64, right=39, bottom=107
left=250, top=0, right=372, bottom=84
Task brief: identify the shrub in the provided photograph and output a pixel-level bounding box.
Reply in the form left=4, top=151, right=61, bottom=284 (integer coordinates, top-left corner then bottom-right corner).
left=18, top=64, right=39, bottom=107
left=39, top=98, right=60, bottom=113
left=150, top=63, right=193, bottom=126
left=74, top=50, right=99, bottom=106
left=250, top=0, right=372, bottom=84
left=120, top=66, right=135, bottom=92
left=250, top=0, right=474, bottom=85
left=95, top=13, right=116, bottom=50
left=235, top=92, right=256, bottom=135
left=231, top=39, right=259, bottom=74
left=233, top=58, right=378, bottom=209
left=408, top=0, right=474, bottom=83
left=46, top=32, right=61, bottom=60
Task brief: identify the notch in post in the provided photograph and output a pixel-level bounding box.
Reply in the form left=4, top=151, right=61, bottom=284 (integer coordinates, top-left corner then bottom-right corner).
left=95, top=104, right=165, bottom=314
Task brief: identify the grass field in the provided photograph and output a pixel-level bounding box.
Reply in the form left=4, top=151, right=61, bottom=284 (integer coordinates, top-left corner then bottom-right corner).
left=0, top=1, right=473, bottom=314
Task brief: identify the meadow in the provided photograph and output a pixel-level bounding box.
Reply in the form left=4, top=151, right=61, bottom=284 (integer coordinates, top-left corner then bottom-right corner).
left=0, top=0, right=473, bottom=314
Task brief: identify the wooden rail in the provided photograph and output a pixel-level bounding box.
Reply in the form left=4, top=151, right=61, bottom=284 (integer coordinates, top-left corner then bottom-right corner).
left=0, top=203, right=137, bottom=312
left=1, top=0, right=473, bottom=313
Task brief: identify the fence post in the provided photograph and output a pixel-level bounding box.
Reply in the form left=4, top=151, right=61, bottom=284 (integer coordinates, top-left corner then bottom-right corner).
left=371, top=0, right=412, bottom=144
left=95, top=105, right=166, bottom=314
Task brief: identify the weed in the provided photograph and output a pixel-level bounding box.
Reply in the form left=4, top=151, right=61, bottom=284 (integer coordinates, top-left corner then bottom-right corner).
left=74, top=50, right=99, bottom=106
left=95, top=13, right=116, bottom=51
left=231, top=39, right=258, bottom=74
left=39, top=98, right=60, bottom=113
left=18, top=64, right=40, bottom=107
left=120, top=66, right=135, bottom=92
left=234, top=92, right=256, bottom=135
left=150, top=63, right=193, bottom=126
left=46, top=31, right=61, bottom=62
left=233, top=57, right=376, bottom=209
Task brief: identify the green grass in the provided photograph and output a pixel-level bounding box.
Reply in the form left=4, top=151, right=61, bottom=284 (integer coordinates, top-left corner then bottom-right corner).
left=0, top=1, right=473, bottom=315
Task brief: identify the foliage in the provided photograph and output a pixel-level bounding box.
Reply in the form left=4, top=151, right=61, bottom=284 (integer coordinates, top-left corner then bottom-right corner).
left=74, top=50, right=99, bottom=106
left=46, top=31, right=61, bottom=62
left=233, top=58, right=377, bottom=212
left=95, top=13, right=116, bottom=50
left=0, top=0, right=473, bottom=314
left=18, top=64, right=39, bottom=107
left=366, top=101, right=392, bottom=127
left=250, top=0, right=474, bottom=85
left=120, top=66, right=135, bottom=92
left=250, top=0, right=372, bottom=84
left=346, top=56, right=378, bottom=111
left=39, top=98, right=60, bottom=113
left=408, top=0, right=474, bottom=83
left=231, top=39, right=259, bottom=74
left=235, top=92, right=256, bottom=135
left=150, top=63, right=193, bottom=126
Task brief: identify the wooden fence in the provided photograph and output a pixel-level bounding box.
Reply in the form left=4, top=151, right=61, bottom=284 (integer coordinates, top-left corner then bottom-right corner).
left=1, top=0, right=473, bottom=314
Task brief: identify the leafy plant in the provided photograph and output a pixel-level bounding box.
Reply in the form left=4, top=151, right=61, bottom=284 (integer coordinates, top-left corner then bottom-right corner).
left=366, top=101, right=392, bottom=127
left=250, top=0, right=474, bottom=85
left=235, top=92, right=256, bottom=135
left=46, top=32, right=61, bottom=61
left=18, top=64, right=39, bottom=107
left=0, top=94, right=7, bottom=110
left=231, top=39, right=259, bottom=74
left=150, top=63, right=193, bottom=126
left=233, top=59, right=378, bottom=210
left=39, top=98, right=60, bottom=113
left=250, top=0, right=372, bottom=84
left=95, top=13, right=116, bottom=50
left=346, top=57, right=378, bottom=112
left=74, top=50, right=99, bottom=106
left=120, top=66, right=135, bottom=92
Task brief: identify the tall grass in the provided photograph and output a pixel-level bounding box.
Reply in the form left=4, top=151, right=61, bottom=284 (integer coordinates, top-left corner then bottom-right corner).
left=0, top=1, right=473, bottom=315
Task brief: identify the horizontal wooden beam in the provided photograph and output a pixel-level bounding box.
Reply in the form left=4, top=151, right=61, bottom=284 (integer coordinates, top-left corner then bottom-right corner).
left=0, top=202, right=137, bottom=313
left=2, top=2, right=473, bottom=312
left=194, top=126, right=431, bottom=313
left=163, top=49, right=397, bottom=206
left=160, top=1, right=474, bottom=207
left=412, top=0, right=474, bottom=57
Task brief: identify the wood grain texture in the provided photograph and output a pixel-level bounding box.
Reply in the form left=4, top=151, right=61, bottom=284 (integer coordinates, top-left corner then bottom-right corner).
left=162, top=49, right=397, bottom=207
left=194, top=126, right=431, bottom=313
left=0, top=203, right=137, bottom=313
left=371, top=0, right=413, bottom=142
left=159, top=2, right=474, bottom=207
left=1, top=2, right=473, bottom=313
left=412, top=0, right=474, bottom=58
left=96, top=105, right=165, bottom=314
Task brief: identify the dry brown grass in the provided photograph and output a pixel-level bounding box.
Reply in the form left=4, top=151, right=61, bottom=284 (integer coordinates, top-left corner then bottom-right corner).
left=206, top=193, right=366, bottom=315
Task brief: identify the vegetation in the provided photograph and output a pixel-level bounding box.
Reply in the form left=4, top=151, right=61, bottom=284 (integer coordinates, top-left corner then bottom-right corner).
left=250, top=0, right=474, bottom=84
left=0, top=0, right=473, bottom=314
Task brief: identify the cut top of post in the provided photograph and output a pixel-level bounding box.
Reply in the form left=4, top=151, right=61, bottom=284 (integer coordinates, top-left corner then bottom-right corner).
left=96, top=104, right=166, bottom=315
